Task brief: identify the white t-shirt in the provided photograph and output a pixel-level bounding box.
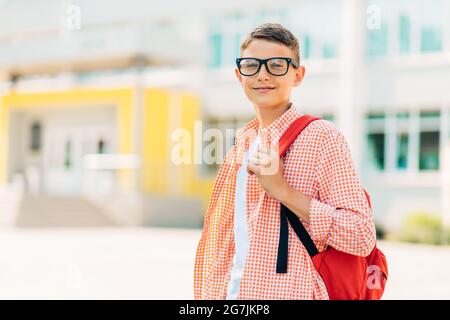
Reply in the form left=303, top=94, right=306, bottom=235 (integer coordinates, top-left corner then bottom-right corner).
left=226, top=135, right=260, bottom=300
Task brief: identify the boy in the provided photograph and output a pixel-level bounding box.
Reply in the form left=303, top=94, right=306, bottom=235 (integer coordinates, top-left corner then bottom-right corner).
left=194, top=23, right=376, bottom=300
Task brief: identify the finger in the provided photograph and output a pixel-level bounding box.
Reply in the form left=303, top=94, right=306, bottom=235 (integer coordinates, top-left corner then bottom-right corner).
left=258, top=144, right=270, bottom=153
left=248, top=156, right=259, bottom=165
left=256, top=155, right=271, bottom=167
left=251, top=149, right=264, bottom=159
left=249, top=153, right=270, bottom=165
left=247, top=163, right=260, bottom=175
left=256, top=151, right=270, bottom=159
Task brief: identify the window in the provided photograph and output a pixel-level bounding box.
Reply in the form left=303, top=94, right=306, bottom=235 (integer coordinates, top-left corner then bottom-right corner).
left=303, top=34, right=311, bottom=59
left=419, top=0, right=444, bottom=53
left=366, top=109, right=443, bottom=173
left=419, top=110, right=440, bottom=171
left=208, top=13, right=257, bottom=68
left=396, top=133, right=409, bottom=169
left=367, top=133, right=385, bottom=170
left=208, top=33, right=222, bottom=68
left=322, top=42, right=336, bottom=59
left=420, top=110, right=440, bottom=118
left=97, top=139, right=106, bottom=154
left=419, top=132, right=439, bottom=170
left=396, top=112, right=409, bottom=170
left=64, top=140, right=72, bottom=169
left=368, top=112, right=385, bottom=120
left=281, top=2, right=339, bottom=61
left=366, top=112, right=386, bottom=171
left=366, top=23, right=388, bottom=57
left=399, top=14, right=411, bottom=54
left=30, top=121, right=41, bottom=152
left=421, top=28, right=442, bottom=53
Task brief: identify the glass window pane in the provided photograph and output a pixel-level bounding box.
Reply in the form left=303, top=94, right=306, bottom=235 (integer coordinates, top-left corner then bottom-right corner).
left=288, top=1, right=339, bottom=60
left=30, top=122, right=41, bottom=152
left=420, top=110, right=440, bottom=118
left=209, top=33, right=222, bottom=68
left=396, top=132, right=408, bottom=170
left=419, top=131, right=440, bottom=170
left=322, top=42, right=336, bottom=59
left=64, top=140, right=72, bottom=169
left=97, top=139, right=106, bottom=154
left=366, top=23, right=388, bottom=58
left=396, top=111, right=409, bottom=119
left=419, top=0, right=444, bottom=53
left=368, top=112, right=385, bottom=119
left=420, top=110, right=441, bottom=132
left=399, top=14, right=411, bottom=54
left=368, top=133, right=385, bottom=170
left=421, top=28, right=443, bottom=53
left=303, top=34, right=311, bottom=59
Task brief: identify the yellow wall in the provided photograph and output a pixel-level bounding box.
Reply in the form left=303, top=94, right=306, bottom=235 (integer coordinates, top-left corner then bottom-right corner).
left=0, top=103, right=8, bottom=185
left=179, top=93, right=215, bottom=210
left=142, top=89, right=170, bottom=194
left=142, top=89, right=214, bottom=210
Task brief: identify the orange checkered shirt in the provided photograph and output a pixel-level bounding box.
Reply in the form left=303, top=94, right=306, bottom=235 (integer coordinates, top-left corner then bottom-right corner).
left=194, top=103, right=376, bottom=299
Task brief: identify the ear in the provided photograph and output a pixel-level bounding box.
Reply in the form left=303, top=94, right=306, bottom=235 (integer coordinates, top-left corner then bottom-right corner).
left=293, top=65, right=306, bottom=87
left=235, top=67, right=243, bottom=85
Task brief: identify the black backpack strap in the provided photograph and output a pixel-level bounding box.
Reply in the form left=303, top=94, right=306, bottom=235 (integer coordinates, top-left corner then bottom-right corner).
left=276, top=203, right=289, bottom=273
left=284, top=204, right=319, bottom=258
left=276, top=204, right=319, bottom=273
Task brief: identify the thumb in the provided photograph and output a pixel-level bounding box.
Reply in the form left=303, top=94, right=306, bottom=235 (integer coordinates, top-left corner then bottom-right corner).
left=247, top=166, right=255, bottom=175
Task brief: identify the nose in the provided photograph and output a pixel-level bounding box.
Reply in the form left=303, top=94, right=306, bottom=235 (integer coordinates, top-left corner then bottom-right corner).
left=256, top=63, right=271, bottom=81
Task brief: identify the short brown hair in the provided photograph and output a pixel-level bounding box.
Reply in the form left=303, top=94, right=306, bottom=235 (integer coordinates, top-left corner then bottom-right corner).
left=240, top=23, right=300, bottom=65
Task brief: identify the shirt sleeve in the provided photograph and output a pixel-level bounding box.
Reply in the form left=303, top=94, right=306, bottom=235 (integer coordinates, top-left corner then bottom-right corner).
left=308, top=127, right=376, bottom=257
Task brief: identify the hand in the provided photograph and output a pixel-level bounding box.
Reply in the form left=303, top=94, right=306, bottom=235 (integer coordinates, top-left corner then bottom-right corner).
left=247, top=144, right=289, bottom=201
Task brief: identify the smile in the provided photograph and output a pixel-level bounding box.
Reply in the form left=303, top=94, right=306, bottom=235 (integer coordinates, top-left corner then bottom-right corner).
left=253, top=86, right=276, bottom=93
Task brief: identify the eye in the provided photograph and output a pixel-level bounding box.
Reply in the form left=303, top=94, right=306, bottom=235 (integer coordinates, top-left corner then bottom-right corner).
left=269, top=59, right=287, bottom=68
left=241, top=60, right=258, bottom=68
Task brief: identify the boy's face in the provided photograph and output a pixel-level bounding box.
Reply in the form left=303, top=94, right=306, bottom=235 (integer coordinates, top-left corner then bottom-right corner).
left=235, top=39, right=305, bottom=110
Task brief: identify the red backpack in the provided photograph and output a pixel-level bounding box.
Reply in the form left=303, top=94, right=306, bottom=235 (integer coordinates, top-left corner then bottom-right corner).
left=276, top=115, right=388, bottom=300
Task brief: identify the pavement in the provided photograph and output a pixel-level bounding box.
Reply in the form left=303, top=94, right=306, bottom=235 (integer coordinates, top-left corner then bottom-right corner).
left=0, top=226, right=449, bottom=299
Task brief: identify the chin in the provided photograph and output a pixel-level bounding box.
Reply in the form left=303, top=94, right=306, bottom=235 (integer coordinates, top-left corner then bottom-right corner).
left=252, top=99, right=279, bottom=109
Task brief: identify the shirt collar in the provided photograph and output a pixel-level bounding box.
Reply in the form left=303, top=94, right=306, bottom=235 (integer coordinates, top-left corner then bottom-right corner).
left=235, top=102, right=301, bottom=150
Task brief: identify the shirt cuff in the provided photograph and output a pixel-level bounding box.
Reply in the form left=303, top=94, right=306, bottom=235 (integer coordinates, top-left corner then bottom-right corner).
left=308, top=198, right=334, bottom=242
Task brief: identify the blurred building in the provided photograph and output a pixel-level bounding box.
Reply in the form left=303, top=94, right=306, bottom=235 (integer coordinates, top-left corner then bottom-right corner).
left=0, top=0, right=449, bottom=230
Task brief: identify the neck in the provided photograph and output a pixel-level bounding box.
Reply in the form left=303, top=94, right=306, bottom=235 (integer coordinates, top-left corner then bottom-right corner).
left=254, top=100, right=291, bottom=128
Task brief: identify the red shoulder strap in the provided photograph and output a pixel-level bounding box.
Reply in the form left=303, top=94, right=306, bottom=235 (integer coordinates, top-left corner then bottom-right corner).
left=278, top=115, right=320, bottom=158
left=278, top=115, right=373, bottom=209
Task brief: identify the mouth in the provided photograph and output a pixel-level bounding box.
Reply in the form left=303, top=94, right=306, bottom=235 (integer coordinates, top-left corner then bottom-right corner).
left=253, top=86, right=276, bottom=94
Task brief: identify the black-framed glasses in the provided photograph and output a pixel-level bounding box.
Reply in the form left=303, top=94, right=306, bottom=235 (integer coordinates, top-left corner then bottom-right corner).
left=236, top=57, right=298, bottom=76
